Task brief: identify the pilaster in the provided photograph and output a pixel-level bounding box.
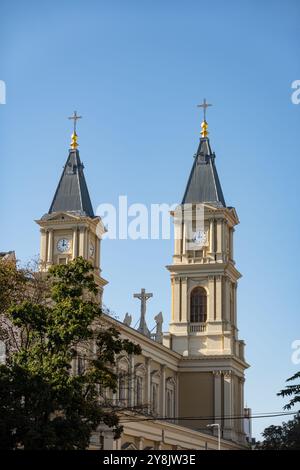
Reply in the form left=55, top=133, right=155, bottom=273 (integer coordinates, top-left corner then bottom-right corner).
left=171, top=278, right=175, bottom=322
left=145, top=357, right=151, bottom=413
left=79, top=226, right=85, bottom=257
left=230, top=228, right=234, bottom=261
left=173, top=278, right=181, bottom=323
left=233, top=283, right=237, bottom=328
left=174, top=217, right=183, bottom=256
left=160, top=365, right=166, bottom=417
left=238, top=377, right=245, bottom=434
left=85, top=227, right=89, bottom=260
left=181, top=277, right=188, bottom=323
left=40, top=228, right=47, bottom=265
left=215, top=275, right=222, bottom=322
left=224, top=277, right=230, bottom=323
left=216, top=219, right=223, bottom=261
left=223, top=371, right=233, bottom=436
left=213, top=370, right=222, bottom=426
left=47, top=229, right=53, bottom=264
left=129, top=355, right=135, bottom=408
left=72, top=227, right=78, bottom=259
left=208, top=275, right=215, bottom=322
left=95, top=237, right=100, bottom=269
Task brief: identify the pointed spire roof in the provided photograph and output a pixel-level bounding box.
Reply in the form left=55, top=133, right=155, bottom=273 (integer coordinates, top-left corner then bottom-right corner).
left=182, top=137, right=226, bottom=207
left=48, top=148, right=95, bottom=218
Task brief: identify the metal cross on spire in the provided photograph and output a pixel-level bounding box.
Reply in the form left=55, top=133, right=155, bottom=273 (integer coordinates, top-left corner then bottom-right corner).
left=197, top=98, right=212, bottom=122
left=134, top=288, right=153, bottom=337
left=68, top=111, right=82, bottom=149
left=197, top=99, right=212, bottom=138
left=68, top=110, right=82, bottom=134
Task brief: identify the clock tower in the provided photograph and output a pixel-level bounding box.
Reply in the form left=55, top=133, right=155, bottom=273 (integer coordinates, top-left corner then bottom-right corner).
left=165, top=102, right=248, bottom=443
left=36, top=113, right=107, bottom=302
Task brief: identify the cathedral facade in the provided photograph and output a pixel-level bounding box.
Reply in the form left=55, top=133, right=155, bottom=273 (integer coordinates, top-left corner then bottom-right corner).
left=34, top=110, right=249, bottom=450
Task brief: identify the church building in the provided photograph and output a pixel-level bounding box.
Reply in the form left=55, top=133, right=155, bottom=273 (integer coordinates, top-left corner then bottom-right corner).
left=34, top=106, right=249, bottom=450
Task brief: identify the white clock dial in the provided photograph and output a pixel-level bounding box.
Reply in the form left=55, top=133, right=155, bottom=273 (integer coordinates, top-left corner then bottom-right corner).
left=191, top=230, right=207, bottom=246
left=57, top=238, right=70, bottom=253
left=89, top=243, right=95, bottom=257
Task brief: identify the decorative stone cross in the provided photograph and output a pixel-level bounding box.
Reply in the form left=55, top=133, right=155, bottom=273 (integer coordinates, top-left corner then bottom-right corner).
left=134, top=288, right=153, bottom=337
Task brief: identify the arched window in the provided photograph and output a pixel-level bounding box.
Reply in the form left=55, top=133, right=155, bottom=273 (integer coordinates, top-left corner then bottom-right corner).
left=166, top=389, right=173, bottom=418
left=190, top=287, right=207, bottom=323
left=135, top=363, right=146, bottom=407
left=230, top=286, right=234, bottom=323
left=117, top=357, right=130, bottom=406
left=77, top=354, right=86, bottom=375
left=150, top=370, right=160, bottom=415
left=136, top=376, right=143, bottom=405
left=166, top=377, right=176, bottom=420
left=118, top=374, right=127, bottom=403
left=151, top=383, right=158, bottom=415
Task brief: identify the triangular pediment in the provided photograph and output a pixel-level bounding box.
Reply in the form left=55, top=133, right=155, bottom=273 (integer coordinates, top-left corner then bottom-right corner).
left=42, top=211, right=83, bottom=222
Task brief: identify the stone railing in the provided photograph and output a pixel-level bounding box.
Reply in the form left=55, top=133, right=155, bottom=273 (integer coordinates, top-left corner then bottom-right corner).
left=189, top=323, right=207, bottom=333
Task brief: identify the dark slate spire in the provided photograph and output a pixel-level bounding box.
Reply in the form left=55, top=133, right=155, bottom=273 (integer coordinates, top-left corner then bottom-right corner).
left=182, top=137, right=226, bottom=207
left=48, top=148, right=95, bottom=217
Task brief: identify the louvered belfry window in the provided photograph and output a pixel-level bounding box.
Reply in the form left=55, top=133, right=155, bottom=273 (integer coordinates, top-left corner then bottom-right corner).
left=190, top=287, right=207, bottom=323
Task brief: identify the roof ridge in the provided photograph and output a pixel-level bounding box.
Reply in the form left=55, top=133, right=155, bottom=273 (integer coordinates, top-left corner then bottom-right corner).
left=75, top=152, right=84, bottom=214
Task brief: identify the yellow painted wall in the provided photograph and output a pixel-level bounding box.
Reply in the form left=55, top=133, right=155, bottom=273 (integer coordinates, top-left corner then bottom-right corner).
left=178, top=372, right=214, bottom=430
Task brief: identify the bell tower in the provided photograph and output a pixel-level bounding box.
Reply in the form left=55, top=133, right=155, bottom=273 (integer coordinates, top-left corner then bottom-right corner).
left=36, top=112, right=107, bottom=302
left=165, top=101, right=249, bottom=443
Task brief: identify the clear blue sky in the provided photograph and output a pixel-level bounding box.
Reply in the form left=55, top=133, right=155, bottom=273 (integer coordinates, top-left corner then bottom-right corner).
left=1, top=0, right=300, bottom=440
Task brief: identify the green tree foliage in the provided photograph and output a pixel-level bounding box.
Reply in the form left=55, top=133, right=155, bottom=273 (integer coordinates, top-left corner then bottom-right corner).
left=256, top=415, right=300, bottom=450
left=0, top=257, right=26, bottom=314
left=0, top=257, right=141, bottom=449
left=278, top=371, right=300, bottom=410
left=256, top=369, right=300, bottom=450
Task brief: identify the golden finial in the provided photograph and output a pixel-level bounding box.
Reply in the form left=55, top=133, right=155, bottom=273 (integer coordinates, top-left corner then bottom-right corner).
left=70, top=131, right=78, bottom=149
left=68, top=111, right=82, bottom=149
left=197, top=98, right=212, bottom=138
left=201, top=120, right=209, bottom=138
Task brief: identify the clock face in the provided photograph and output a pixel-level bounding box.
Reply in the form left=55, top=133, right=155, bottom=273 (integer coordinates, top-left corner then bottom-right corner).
left=191, top=230, right=207, bottom=246
left=57, top=238, right=70, bottom=253
left=89, top=243, right=95, bottom=257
